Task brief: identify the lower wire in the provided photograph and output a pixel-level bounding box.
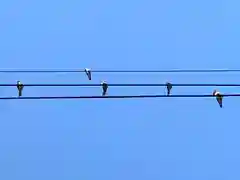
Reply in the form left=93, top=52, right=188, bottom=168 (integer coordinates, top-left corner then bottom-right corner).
left=0, top=94, right=240, bottom=100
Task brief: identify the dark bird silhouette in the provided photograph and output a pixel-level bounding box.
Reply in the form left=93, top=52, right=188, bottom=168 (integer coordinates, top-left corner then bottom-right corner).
left=17, top=81, right=24, bottom=97
left=101, top=81, right=108, bottom=96
left=213, top=90, right=223, bottom=108
left=166, top=82, right=172, bottom=96
left=84, top=68, right=92, bottom=80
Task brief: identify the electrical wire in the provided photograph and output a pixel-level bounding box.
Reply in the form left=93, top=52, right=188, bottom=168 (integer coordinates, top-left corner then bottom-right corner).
left=1, top=94, right=240, bottom=100
left=2, top=83, right=240, bottom=87
left=0, top=69, right=240, bottom=73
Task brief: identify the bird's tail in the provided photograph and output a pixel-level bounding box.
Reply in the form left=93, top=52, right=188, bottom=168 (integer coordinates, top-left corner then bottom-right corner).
left=167, top=90, right=170, bottom=96
left=18, top=90, right=22, bottom=97
left=102, top=89, right=108, bottom=96
left=88, top=72, right=92, bottom=80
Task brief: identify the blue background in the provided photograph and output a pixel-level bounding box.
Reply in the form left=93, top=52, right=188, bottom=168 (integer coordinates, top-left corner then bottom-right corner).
left=0, top=0, right=240, bottom=179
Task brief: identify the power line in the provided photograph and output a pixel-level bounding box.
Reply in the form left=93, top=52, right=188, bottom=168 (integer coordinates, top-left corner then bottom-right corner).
left=0, top=69, right=240, bottom=73
left=1, top=83, right=240, bottom=87
left=1, top=94, right=240, bottom=100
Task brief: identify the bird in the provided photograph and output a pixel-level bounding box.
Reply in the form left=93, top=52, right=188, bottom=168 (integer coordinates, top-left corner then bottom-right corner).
left=166, top=82, right=172, bottom=96
left=17, top=81, right=24, bottom=97
left=101, top=81, right=108, bottom=96
left=213, top=90, right=223, bottom=108
left=84, top=68, right=92, bottom=80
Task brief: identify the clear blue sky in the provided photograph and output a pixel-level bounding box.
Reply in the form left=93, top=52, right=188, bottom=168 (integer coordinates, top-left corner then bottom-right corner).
left=0, top=0, right=240, bottom=179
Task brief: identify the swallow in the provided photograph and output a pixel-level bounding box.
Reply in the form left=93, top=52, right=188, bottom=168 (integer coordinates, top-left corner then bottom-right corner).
left=84, top=68, right=92, bottom=80
left=213, top=90, right=223, bottom=108
left=17, top=81, right=24, bottom=97
left=166, top=82, right=172, bottom=96
left=101, top=81, right=108, bottom=96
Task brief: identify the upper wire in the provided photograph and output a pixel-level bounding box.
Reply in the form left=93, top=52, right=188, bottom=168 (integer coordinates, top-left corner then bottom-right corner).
left=0, top=69, right=240, bottom=73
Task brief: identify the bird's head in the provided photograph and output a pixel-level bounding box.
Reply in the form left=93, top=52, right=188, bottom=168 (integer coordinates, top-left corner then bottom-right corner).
left=213, top=90, right=217, bottom=95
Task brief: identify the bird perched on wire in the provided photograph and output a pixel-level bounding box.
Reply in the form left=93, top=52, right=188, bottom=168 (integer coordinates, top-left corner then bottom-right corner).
left=84, top=68, right=92, bottom=80
left=166, top=82, right=172, bottom=96
left=101, top=81, right=108, bottom=96
left=213, top=90, right=223, bottom=108
left=17, top=81, right=24, bottom=97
